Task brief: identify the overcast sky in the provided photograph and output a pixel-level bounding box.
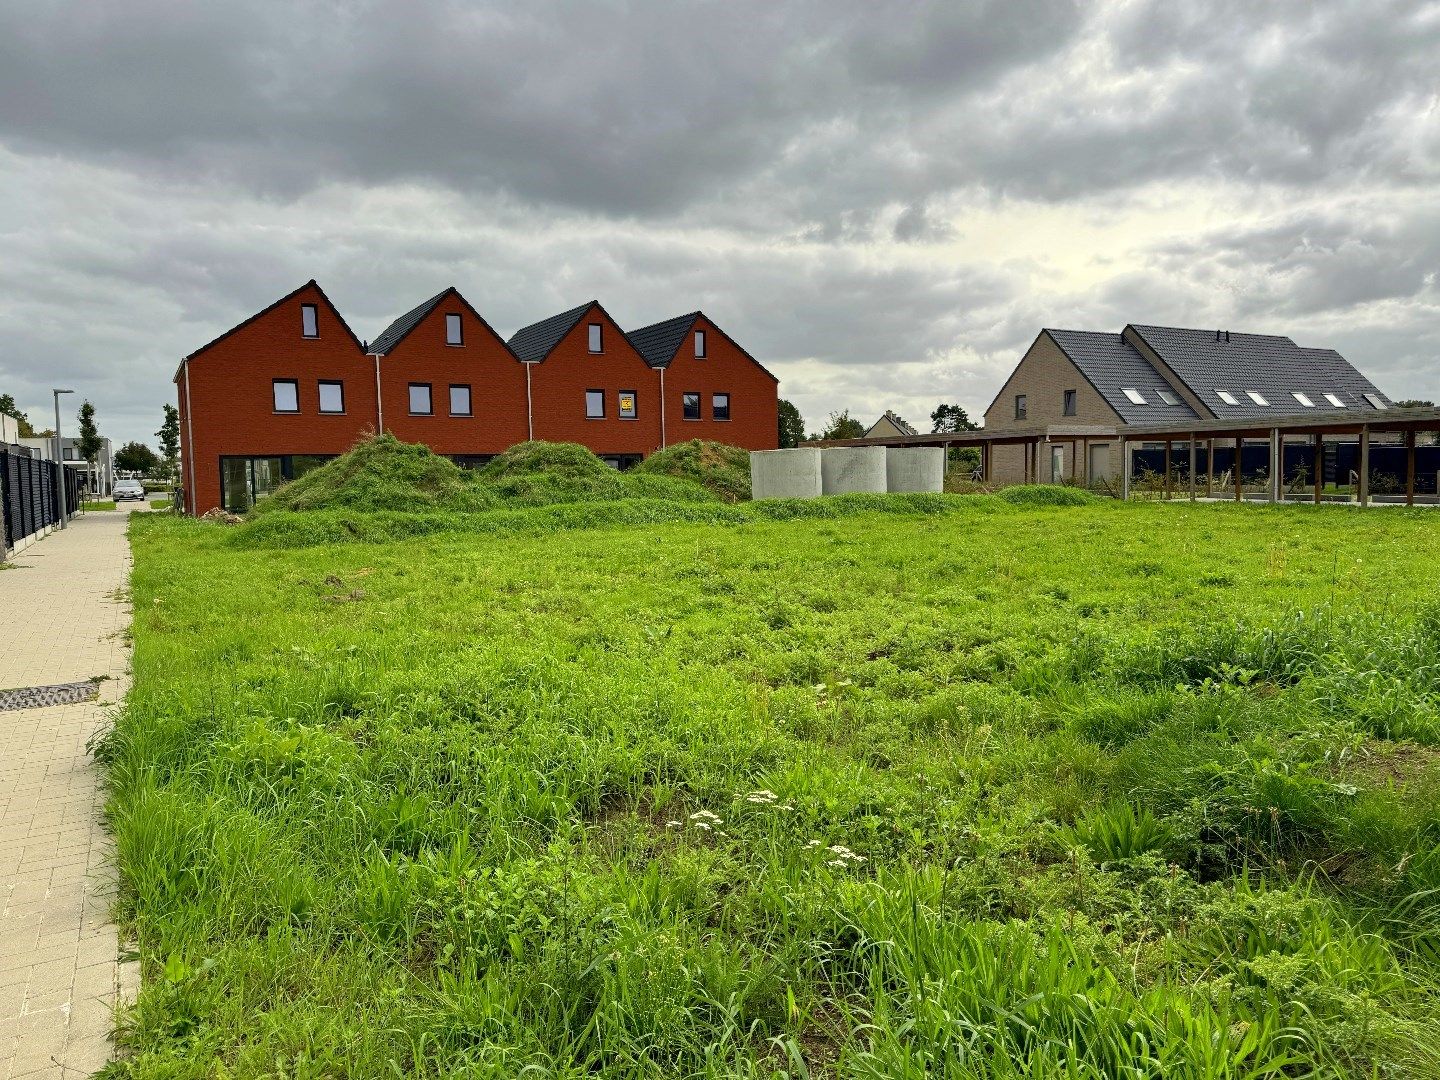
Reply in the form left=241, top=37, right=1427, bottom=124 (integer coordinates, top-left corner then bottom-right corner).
left=2, top=0, right=1437, bottom=447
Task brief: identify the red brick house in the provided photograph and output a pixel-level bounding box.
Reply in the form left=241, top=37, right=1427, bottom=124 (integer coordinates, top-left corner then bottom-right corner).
left=626, top=312, right=780, bottom=452
left=368, top=288, right=528, bottom=464
left=177, top=284, right=782, bottom=513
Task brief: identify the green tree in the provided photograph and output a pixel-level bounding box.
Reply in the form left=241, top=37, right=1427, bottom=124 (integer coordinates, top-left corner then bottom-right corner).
left=0, top=393, right=37, bottom=437
left=1394, top=399, right=1434, bottom=408
left=777, top=399, right=805, bottom=448
left=931, top=403, right=978, bottom=433
left=76, top=400, right=102, bottom=468
left=115, top=441, right=160, bottom=475
left=156, top=404, right=181, bottom=478
left=812, top=410, right=866, bottom=442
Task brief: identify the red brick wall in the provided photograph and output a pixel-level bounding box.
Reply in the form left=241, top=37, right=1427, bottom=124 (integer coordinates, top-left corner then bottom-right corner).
left=379, top=298, right=528, bottom=454
left=660, top=315, right=778, bottom=450
left=527, top=305, right=663, bottom=456
left=178, top=283, right=374, bottom=514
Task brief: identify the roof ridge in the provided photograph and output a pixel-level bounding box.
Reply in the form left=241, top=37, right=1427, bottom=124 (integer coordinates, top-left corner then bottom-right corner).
left=368, top=287, right=454, bottom=355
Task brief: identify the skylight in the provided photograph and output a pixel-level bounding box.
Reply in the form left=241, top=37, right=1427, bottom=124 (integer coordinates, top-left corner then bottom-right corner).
left=1157, top=390, right=1181, bottom=406
left=1246, top=391, right=1270, bottom=406
left=1292, top=392, right=1315, bottom=407
left=1323, top=393, right=1345, bottom=408
left=1363, top=393, right=1387, bottom=409
left=1216, top=390, right=1240, bottom=406
left=1122, top=388, right=1147, bottom=404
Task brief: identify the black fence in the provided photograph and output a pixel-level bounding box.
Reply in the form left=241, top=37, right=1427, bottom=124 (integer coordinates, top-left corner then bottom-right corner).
left=1, top=450, right=80, bottom=551
left=1133, top=443, right=1440, bottom=495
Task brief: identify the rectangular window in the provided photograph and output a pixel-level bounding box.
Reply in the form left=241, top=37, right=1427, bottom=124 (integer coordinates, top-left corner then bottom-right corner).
left=408, top=383, right=433, bottom=415
left=301, top=304, right=318, bottom=338
left=588, top=323, right=602, bottom=353
left=1292, top=391, right=1315, bottom=407
left=1157, top=390, right=1180, bottom=406
left=1246, top=391, right=1269, bottom=406
left=618, top=390, right=637, bottom=419
left=273, top=379, right=299, bottom=413
left=712, top=393, right=731, bottom=421
left=317, top=380, right=344, bottom=413
left=449, top=384, right=472, bottom=416
left=1014, top=394, right=1027, bottom=419
left=445, top=313, right=463, bottom=345
left=1323, top=392, right=1345, bottom=408
left=1063, top=389, right=1077, bottom=416
left=695, top=330, right=706, bottom=358
left=1216, top=389, right=1240, bottom=405
left=585, top=389, right=605, bottom=418
left=683, top=392, right=701, bottom=420
left=1122, top=388, right=1146, bottom=405
left=1363, top=393, right=1386, bottom=409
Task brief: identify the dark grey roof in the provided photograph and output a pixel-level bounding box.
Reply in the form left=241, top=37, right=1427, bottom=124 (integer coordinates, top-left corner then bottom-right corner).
left=1046, top=329, right=1202, bottom=423
left=369, top=289, right=451, bottom=355
left=507, top=301, right=595, bottom=362
left=1127, top=325, right=1392, bottom=417
left=625, top=312, right=700, bottom=368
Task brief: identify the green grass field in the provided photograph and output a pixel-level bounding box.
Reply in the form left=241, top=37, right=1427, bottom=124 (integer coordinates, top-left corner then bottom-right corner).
left=84, top=499, right=117, bottom=511
left=107, top=497, right=1440, bottom=1077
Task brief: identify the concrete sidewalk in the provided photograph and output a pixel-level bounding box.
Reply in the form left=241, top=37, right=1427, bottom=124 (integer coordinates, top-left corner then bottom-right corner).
left=1, top=510, right=141, bottom=1079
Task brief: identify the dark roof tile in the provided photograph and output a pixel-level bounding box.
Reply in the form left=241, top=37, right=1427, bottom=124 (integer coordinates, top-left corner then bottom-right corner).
left=507, top=301, right=596, bottom=362
left=369, top=289, right=452, bottom=355
left=625, top=312, right=700, bottom=368
left=1046, top=329, right=1201, bottom=423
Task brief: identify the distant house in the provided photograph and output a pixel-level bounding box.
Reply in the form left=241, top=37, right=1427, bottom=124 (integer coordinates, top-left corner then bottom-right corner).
left=983, top=324, right=1392, bottom=484
left=865, top=411, right=917, bottom=438
left=19, top=436, right=113, bottom=496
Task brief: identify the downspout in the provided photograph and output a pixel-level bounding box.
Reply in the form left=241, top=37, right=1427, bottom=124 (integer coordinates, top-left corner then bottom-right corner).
left=183, top=358, right=197, bottom=516
left=372, top=353, right=384, bottom=433
left=659, top=365, right=667, bottom=449
left=525, top=362, right=535, bottom=441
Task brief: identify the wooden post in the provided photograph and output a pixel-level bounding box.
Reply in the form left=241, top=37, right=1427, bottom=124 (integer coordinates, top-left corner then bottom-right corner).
left=1406, top=430, right=1416, bottom=506
left=1205, top=439, right=1214, bottom=497
left=1164, top=439, right=1172, bottom=500
left=981, top=441, right=989, bottom=482
left=1235, top=438, right=1244, bottom=502
left=1359, top=426, right=1370, bottom=507
left=1121, top=440, right=1131, bottom=500
left=1188, top=437, right=1197, bottom=501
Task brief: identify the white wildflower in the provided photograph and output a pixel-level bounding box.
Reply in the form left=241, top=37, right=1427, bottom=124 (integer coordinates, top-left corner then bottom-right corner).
left=689, top=810, right=722, bottom=826
left=744, top=790, right=778, bottom=805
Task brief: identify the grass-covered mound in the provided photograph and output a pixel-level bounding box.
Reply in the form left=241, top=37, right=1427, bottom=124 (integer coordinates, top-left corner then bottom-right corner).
left=253, top=434, right=498, bottom=515
left=999, top=483, right=1100, bottom=507
left=633, top=439, right=752, bottom=502
left=474, top=441, right=718, bottom=507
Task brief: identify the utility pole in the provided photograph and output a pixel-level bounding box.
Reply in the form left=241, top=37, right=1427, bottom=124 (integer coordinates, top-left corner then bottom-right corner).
left=52, top=388, right=74, bottom=528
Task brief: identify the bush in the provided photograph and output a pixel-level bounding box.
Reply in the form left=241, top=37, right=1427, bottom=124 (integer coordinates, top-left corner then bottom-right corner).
left=633, top=440, right=752, bottom=502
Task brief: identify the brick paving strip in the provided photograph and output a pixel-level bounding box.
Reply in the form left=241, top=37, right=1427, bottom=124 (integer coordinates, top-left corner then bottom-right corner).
left=1, top=510, right=143, bottom=1079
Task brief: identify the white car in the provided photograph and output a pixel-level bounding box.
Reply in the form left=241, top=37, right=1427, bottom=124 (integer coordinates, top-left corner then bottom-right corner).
left=113, top=479, right=146, bottom=501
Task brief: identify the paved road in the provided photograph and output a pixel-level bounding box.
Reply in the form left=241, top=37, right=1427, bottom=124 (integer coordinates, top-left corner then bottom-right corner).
left=1, top=509, right=141, bottom=1079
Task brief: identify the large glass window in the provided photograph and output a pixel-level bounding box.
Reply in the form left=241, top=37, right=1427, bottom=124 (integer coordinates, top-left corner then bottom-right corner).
left=585, top=389, right=605, bottom=419
left=683, top=392, right=701, bottom=420
left=221, top=455, right=335, bottom=513
left=301, top=304, right=318, bottom=338
left=712, top=393, right=730, bottom=421
left=221, top=457, right=251, bottom=513
left=318, top=380, right=344, bottom=413
left=446, top=313, right=463, bottom=345
left=588, top=323, right=602, bottom=352
left=273, top=379, right=299, bottom=412
left=409, top=383, right=433, bottom=415
left=449, top=384, right=472, bottom=416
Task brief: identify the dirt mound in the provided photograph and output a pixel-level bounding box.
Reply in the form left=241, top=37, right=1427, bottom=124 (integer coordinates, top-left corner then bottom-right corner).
left=633, top=440, right=752, bottom=502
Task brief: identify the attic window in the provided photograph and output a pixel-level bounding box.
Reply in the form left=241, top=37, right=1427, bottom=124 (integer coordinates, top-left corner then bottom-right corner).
left=1292, top=392, right=1315, bottom=408
left=446, top=313, right=462, bottom=346
left=1216, top=390, right=1240, bottom=406
left=1246, top=391, right=1270, bottom=406
left=695, top=330, right=706, bottom=358
left=1063, top=389, right=1077, bottom=416
left=1122, top=388, right=1147, bottom=405
left=588, top=324, right=602, bottom=353
left=1157, top=390, right=1181, bottom=406
left=1323, top=393, right=1345, bottom=408
left=1363, top=393, right=1386, bottom=409
left=301, top=304, right=318, bottom=338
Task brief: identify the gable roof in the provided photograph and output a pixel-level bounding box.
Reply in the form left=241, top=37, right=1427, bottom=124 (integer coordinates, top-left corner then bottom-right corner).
left=625, top=312, right=700, bottom=368
left=865, top=410, right=917, bottom=437
left=1046, top=329, right=1201, bottom=423
left=1126, top=324, right=1392, bottom=417
left=368, top=287, right=519, bottom=361
left=183, top=280, right=365, bottom=364
left=507, top=301, right=597, bottom=362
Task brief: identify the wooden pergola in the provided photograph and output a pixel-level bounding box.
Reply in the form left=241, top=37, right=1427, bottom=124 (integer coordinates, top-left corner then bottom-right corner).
left=1119, top=406, right=1440, bottom=506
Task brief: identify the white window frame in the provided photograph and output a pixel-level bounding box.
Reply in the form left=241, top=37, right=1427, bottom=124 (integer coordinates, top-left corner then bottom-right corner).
left=1122, top=388, right=1147, bottom=405
left=1363, top=393, right=1386, bottom=409
left=1246, top=391, right=1269, bottom=406
left=1291, top=392, right=1315, bottom=408
left=317, top=380, right=344, bottom=414
left=1323, top=393, right=1345, bottom=408
left=273, top=379, right=300, bottom=413
left=408, top=383, right=433, bottom=415
left=587, top=323, right=603, bottom=353
left=1215, top=390, right=1240, bottom=406
left=445, top=313, right=463, bottom=346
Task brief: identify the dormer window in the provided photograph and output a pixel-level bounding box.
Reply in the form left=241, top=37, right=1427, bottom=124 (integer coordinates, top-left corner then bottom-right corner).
left=1246, top=391, right=1269, bottom=406
left=588, top=324, right=602, bottom=353
left=1363, top=393, right=1386, bottom=409
left=446, top=313, right=462, bottom=346
left=1122, top=388, right=1147, bottom=405
left=1216, top=390, right=1240, bottom=405
left=1323, top=393, right=1345, bottom=408
left=695, top=330, right=706, bottom=358
left=1292, top=392, right=1315, bottom=407
left=1157, top=390, right=1180, bottom=406
left=301, top=304, right=318, bottom=338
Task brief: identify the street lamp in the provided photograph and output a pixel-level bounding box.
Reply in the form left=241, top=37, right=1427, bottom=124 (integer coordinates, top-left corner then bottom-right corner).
left=52, top=389, right=74, bottom=528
